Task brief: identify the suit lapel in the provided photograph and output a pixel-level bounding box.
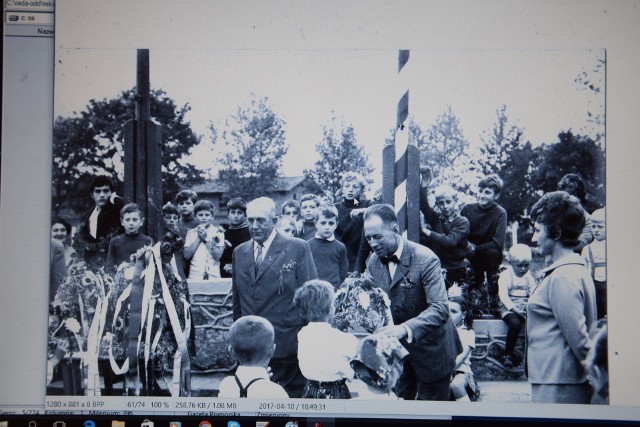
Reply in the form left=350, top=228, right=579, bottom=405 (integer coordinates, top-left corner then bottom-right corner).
left=243, top=241, right=257, bottom=282
left=390, top=241, right=411, bottom=289
left=255, top=233, right=284, bottom=281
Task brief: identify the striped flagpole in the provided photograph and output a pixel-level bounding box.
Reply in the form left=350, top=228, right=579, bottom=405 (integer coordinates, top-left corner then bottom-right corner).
left=383, top=50, right=420, bottom=242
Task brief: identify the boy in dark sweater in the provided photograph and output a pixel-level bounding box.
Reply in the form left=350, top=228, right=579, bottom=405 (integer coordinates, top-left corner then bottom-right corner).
left=461, top=174, right=508, bottom=312
left=175, top=189, right=199, bottom=238
left=220, top=198, right=251, bottom=278
left=105, top=203, right=154, bottom=275
left=307, top=204, right=348, bottom=289
left=334, top=171, right=372, bottom=273
left=298, top=194, right=320, bottom=241
left=419, top=168, right=470, bottom=288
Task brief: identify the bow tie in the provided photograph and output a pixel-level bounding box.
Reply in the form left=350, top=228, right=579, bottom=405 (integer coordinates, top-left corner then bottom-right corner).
left=380, top=254, right=400, bottom=265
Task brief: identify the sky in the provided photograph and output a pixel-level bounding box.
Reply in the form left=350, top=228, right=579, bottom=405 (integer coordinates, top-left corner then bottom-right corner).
left=54, top=48, right=604, bottom=188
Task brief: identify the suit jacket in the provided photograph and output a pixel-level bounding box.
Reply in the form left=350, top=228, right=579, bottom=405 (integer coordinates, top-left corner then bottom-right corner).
left=365, top=238, right=462, bottom=383
left=73, top=196, right=124, bottom=270
left=50, top=238, right=67, bottom=301
left=232, top=232, right=318, bottom=358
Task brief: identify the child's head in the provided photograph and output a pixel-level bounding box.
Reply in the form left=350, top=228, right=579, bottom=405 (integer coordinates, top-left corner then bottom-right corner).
left=162, top=203, right=180, bottom=229
left=89, top=175, right=115, bottom=208
left=228, top=316, right=275, bottom=367
left=275, top=215, right=297, bottom=237
left=315, top=204, right=339, bottom=240
left=120, top=203, right=144, bottom=235
left=476, top=174, right=503, bottom=208
left=558, top=173, right=587, bottom=203
left=226, top=197, right=247, bottom=226
left=448, top=295, right=472, bottom=328
left=293, top=280, right=335, bottom=322
left=175, top=189, right=198, bottom=217
left=341, top=172, right=367, bottom=201
left=281, top=199, right=300, bottom=218
left=434, top=185, right=459, bottom=218
left=299, top=194, right=320, bottom=223
left=508, top=244, right=532, bottom=278
left=591, top=208, right=606, bottom=241
left=193, top=200, right=215, bottom=224
left=51, top=218, right=72, bottom=243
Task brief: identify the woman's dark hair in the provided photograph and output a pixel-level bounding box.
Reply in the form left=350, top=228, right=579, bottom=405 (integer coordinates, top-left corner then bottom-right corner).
left=530, top=191, right=586, bottom=248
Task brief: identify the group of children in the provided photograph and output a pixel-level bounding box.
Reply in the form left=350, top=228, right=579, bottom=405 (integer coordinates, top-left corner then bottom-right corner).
left=52, top=169, right=607, bottom=400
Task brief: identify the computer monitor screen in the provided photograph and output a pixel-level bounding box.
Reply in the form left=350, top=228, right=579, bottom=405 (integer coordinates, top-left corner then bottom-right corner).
left=2, top=1, right=640, bottom=426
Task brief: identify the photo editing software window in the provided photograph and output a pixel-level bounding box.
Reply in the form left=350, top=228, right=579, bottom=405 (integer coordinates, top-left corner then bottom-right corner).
left=2, top=1, right=640, bottom=426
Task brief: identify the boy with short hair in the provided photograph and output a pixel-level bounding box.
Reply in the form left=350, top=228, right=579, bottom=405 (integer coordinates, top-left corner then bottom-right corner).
left=461, top=174, right=508, bottom=312
left=73, top=174, right=124, bottom=271
left=220, top=198, right=251, bottom=278
left=582, top=207, right=606, bottom=319
left=419, top=169, right=470, bottom=288
left=299, top=194, right=320, bottom=240
left=281, top=199, right=301, bottom=219
left=162, top=202, right=180, bottom=233
left=183, top=200, right=225, bottom=280
left=175, top=189, right=199, bottom=238
left=307, top=205, right=349, bottom=289
left=218, top=316, right=289, bottom=398
left=105, top=203, right=154, bottom=274
left=334, top=172, right=372, bottom=273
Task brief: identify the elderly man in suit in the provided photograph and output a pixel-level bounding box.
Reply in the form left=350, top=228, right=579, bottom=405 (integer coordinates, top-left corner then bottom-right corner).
left=363, top=204, right=461, bottom=400
left=232, top=197, right=318, bottom=398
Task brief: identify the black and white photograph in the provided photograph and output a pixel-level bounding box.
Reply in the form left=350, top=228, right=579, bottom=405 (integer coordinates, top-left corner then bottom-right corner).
left=47, top=47, right=606, bottom=404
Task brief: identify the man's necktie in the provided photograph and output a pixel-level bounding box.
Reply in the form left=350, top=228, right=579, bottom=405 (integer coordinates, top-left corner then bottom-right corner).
left=255, top=243, right=264, bottom=273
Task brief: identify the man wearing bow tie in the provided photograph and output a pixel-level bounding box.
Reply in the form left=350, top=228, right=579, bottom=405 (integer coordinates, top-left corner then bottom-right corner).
left=363, top=204, right=461, bottom=400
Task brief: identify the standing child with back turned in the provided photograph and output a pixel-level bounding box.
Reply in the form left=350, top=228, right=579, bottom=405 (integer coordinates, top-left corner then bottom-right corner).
left=293, top=280, right=359, bottom=399
left=218, top=316, right=289, bottom=398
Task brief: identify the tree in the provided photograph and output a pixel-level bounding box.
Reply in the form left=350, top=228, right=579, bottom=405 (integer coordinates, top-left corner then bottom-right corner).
left=474, top=106, right=539, bottom=222
left=52, top=89, right=202, bottom=214
left=531, top=131, right=605, bottom=212
left=216, top=95, right=288, bottom=201
left=575, top=53, right=605, bottom=145
left=412, top=106, right=473, bottom=192
left=304, top=115, right=374, bottom=202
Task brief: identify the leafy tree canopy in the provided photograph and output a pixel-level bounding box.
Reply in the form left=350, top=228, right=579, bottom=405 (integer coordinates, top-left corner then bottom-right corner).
left=304, top=114, right=374, bottom=202
left=216, top=94, right=289, bottom=201
left=52, top=88, right=202, bottom=215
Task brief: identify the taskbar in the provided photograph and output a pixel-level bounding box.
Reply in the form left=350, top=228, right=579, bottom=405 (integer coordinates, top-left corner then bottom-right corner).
left=1, top=414, right=640, bottom=427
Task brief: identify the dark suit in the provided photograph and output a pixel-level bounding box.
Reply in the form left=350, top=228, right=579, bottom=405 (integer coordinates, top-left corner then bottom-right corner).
left=50, top=238, right=67, bottom=301
left=232, top=231, right=318, bottom=397
left=73, top=196, right=123, bottom=271
left=365, top=238, right=461, bottom=400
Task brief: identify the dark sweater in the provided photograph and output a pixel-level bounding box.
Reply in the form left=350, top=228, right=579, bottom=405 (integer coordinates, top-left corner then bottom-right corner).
left=106, top=232, right=154, bottom=274
left=307, top=237, right=349, bottom=289
left=461, top=202, right=508, bottom=253
left=299, top=221, right=317, bottom=241
left=220, top=225, right=251, bottom=278
left=334, top=198, right=372, bottom=272
left=176, top=214, right=199, bottom=238
left=419, top=190, right=470, bottom=270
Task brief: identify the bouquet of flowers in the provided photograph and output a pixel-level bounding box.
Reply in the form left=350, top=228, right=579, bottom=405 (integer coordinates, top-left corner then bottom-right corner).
left=48, top=262, right=110, bottom=357
left=332, top=277, right=393, bottom=334
left=99, top=231, right=192, bottom=396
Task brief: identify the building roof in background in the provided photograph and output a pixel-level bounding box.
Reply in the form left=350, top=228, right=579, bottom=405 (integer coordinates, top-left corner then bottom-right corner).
left=192, top=175, right=308, bottom=194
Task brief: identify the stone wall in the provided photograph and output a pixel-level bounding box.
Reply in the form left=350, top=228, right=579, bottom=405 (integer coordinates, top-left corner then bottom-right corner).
left=188, top=279, right=235, bottom=373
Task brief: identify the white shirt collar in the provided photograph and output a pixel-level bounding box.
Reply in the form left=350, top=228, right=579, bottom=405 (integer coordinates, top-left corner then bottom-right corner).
left=391, top=237, right=404, bottom=262
left=255, top=229, right=277, bottom=254
left=313, top=233, right=335, bottom=241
